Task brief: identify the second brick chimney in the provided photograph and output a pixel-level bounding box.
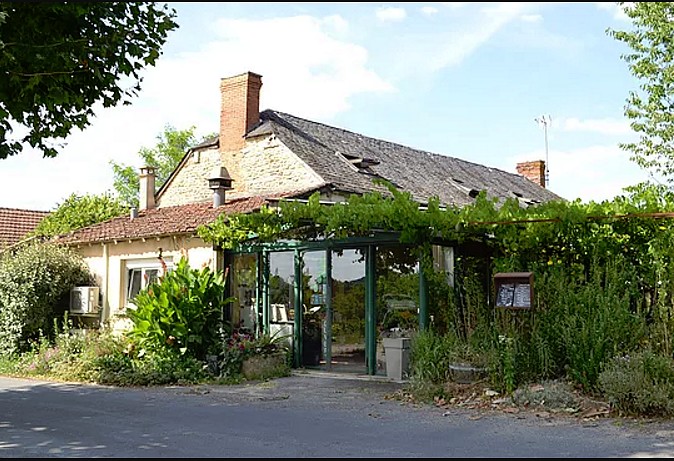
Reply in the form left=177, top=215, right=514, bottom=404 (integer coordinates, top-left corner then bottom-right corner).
left=220, top=72, right=263, bottom=153
left=516, top=160, right=546, bottom=188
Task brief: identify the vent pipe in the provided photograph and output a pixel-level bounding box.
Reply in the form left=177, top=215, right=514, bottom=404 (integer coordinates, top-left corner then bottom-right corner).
left=208, top=166, right=234, bottom=207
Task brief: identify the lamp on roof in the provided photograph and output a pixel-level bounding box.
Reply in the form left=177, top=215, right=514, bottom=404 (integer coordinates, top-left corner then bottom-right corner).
left=208, top=166, right=233, bottom=207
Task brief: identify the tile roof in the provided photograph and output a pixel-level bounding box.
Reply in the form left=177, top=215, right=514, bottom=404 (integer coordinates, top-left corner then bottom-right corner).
left=54, top=196, right=269, bottom=245
left=0, top=207, right=50, bottom=248
left=249, top=110, right=563, bottom=207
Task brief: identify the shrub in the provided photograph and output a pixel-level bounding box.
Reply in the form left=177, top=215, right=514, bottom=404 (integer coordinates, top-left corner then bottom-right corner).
left=410, top=329, right=458, bottom=384
left=0, top=242, right=94, bottom=355
left=531, top=256, right=645, bottom=392
left=511, top=380, right=579, bottom=411
left=599, top=350, right=674, bottom=417
left=125, top=256, right=231, bottom=361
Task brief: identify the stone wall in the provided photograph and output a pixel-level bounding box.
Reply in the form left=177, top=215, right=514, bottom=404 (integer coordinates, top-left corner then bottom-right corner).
left=157, top=135, right=325, bottom=207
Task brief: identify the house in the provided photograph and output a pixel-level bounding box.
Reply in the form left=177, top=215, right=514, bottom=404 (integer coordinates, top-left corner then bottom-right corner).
left=0, top=206, right=49, bottom=250
left=56, top=71, right=562, bottom=373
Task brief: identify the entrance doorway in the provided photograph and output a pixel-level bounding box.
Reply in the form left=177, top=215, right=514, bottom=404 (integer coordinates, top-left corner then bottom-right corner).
left=327, top=248, right=366, bottom=373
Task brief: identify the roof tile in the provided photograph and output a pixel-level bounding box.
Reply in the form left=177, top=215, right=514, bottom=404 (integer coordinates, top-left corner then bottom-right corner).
left=257, top=110, right=562, bottom=206
left=54, top=196, right=268, bottom=245
left=0, top=207, right=50, bottom=248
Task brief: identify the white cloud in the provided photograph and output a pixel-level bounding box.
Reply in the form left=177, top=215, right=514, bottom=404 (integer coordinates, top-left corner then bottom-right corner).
left=441, top=2, right=467, bottom=9
left=520, top=14, right=542, bottom=23
left=194, top=15, right=395, bottom=120
left=558, top=117, right=632, bottom=136
left=421, top=6, right=438, bottom=16
left=0, top=14, right=394, bottom=211
left=322, top=14, right=349, bottom=35
left=376, top=6, right=407, bottom=23
left=595, top=2, right=631, bottom=21
left=419, top=2, right=531, bottom=72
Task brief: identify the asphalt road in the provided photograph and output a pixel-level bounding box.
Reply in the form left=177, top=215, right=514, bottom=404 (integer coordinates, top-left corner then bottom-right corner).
left=1, top=371, right=674, bottom=458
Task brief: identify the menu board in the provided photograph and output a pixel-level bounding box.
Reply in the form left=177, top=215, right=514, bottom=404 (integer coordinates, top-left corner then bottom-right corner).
left=494, top=272, right=534, bottom=309
left=513, top=283, right=531, bottom=308
left=496, top=283, right=515, bottom=307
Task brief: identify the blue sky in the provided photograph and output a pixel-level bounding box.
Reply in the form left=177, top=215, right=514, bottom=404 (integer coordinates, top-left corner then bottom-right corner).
left=0, top=2, right=654, bottom=211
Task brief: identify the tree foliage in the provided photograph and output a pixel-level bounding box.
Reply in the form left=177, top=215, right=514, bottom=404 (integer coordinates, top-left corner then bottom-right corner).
left=32, top=193, right=129, bottom=238
left=110, top=125, right=205, bottom=207
left=0, top=242, right=94, bottom=355
left=607, top=2, right=674, bottom=182
left=0, top=3, right=178, bottom=160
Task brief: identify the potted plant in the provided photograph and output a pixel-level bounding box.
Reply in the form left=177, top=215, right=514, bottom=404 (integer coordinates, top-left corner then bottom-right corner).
left=219, top=328, right=291, bottom=380
left=447, top=343, right=490, bottom=384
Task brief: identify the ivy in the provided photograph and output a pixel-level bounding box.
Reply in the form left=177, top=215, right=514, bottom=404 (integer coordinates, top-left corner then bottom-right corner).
left=197, top=182, right=674, bottom=271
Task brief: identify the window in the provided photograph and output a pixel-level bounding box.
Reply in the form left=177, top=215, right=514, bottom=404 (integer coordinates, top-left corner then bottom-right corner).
left=124, top=258, right=172, bottom=306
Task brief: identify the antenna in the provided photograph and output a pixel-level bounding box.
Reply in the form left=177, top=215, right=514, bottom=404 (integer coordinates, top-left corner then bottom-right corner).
left=534, top=115, right=551, bottom=186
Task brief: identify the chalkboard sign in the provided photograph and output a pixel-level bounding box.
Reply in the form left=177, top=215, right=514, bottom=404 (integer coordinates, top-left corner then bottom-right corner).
left=493, top=272, right=534, bottom=309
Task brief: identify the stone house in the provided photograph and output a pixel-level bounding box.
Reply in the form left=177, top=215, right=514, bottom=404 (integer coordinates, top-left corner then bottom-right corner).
left=56, top=71, right=561, bottom=372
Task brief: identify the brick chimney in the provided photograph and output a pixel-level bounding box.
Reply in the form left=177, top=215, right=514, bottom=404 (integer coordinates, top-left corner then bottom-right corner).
left=516, top=160, right=546, bottom=188
left=139, top=166, right=156, bottom=210
left=220, top=72, right=263, bottom=153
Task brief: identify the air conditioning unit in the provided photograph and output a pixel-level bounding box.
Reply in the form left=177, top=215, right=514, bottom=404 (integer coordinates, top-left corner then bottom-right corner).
left=70, top=286, right=100, bottom=314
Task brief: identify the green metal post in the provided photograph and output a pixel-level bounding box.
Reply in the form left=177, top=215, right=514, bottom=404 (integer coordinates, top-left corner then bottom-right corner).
left=324, top=249, right=333, bottom=370
left=365, top=245, right=377, bottom=375
left=293, top=249, right=303, bottom=368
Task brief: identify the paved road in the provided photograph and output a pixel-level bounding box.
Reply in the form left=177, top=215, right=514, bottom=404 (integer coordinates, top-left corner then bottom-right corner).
left=1, top=371, right=674, bottom=458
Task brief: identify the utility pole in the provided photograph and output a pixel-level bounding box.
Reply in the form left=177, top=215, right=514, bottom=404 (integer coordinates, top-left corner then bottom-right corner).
left=534, top=115, right=551, bottom=187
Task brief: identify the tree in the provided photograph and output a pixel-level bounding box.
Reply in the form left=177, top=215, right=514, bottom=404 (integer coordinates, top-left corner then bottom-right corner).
left=32, top=193, right=129, bottom=238
left=0, top=3, right=178, bottom=160
left=111, top=125, right=216, bottom=207
left=607, top=2, right=674, bottom=183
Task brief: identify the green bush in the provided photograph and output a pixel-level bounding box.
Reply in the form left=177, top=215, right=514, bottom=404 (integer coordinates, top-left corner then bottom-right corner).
left=0, top=242, right=94, bottom=355
left=549, top=257, right=645, bottom=392
left=126, top=257, right=231, bottom=361
left=19, top=315, right=89, bottom=380
left=17, top=322, right=207, bottom=387
left=599, top=350, right=674, bottom=417
left=598, top=350, right=674, bottom=417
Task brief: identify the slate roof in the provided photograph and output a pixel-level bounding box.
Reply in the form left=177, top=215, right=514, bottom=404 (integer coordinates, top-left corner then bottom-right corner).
left=0, top=207, right=49, bottom=248
left=54, top=196, right=269, bottom=245
left=247, top=110, right=563, bottom=207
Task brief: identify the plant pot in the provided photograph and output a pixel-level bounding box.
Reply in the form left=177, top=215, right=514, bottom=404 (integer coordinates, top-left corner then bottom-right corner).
left=382, top=337, right=411, bottom=381
left=448, top=362, right=488, bottom=384
left=242, top=353, right=288, bottom=381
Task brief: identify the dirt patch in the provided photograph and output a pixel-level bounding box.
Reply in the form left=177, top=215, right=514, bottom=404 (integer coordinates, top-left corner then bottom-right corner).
left=387, top=379, right=613, bottom=422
